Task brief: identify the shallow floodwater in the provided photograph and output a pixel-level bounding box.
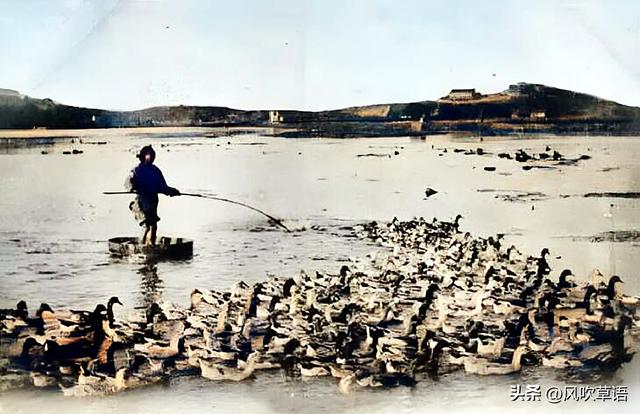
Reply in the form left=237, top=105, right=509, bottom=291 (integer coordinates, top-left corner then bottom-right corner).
left=0, top=129, right=639, bottom=413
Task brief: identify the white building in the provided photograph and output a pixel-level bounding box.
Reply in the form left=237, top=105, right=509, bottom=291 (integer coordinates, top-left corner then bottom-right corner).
left=269, top=111, right=284, bottom=124
left=530, top=111, right=546, bottom=121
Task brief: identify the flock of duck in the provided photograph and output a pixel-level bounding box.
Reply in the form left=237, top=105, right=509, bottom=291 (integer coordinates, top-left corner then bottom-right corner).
left=2, top=215, right=639, bottom=396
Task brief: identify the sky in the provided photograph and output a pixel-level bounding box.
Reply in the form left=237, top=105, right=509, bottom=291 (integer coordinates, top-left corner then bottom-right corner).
left=0, top=0, right=639, bottom=111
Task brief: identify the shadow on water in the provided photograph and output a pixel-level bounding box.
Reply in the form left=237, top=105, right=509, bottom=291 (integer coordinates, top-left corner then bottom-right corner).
left=107, top=249, right=194, bottom=312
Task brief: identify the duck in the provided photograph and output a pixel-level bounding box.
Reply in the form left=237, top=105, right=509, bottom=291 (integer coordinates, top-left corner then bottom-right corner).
left=41, top=304, right=110, bottom=362
left=536, top=248, right=551, bottom=279
left=0, top=332, right=46, bottom=359
left=38, top=302, right=99, bottom=326
left=552, top=285, right=598, bottom=325
left=0, top=300, right=28, bottom=321
left=199, top=352, right=259, bottom=381
left=452, top=214, right=463, bottom=232
left=589, top=269, right=607, bottom=288
left=373, top=371, right=416, bottom=388
left=605, top=275, right=623, bottom=300
left=13, top=336, right=46, bottom=369
left=338, top=373, right=358, bottom=394
left=6, top=213, right=640, bottom=394
left=463, top=345, right=527, bottom=375
left=469, top=290, right=488, bottom=316
left=557, top=269, right=576, bottom=290
left=417, top=284, right=440, bottom=308
left=545, top=335, right=574, bottom=354
left=617, top=294, right=640, bottom=308
left=329, top=364, right=353, bottom=379
left=473, top=336, right=506, bottom=357
left=282, top=278, right=298, bottom=298
left=130, top=353, right=165, bottom=377
left=491, top=299, right=520, bottom=315
left=59, top=368, right=126, bottom=397
left=190, top=289, right=224, bottom=314
left=36, top=303, right=99, bottom=339
left=299, top=362, right=330, bottom=377
left=106, top=297, right=123, bottom=328
left=145, top=305, right=186, bottom=342
left=43, top=336, right=95, bottom=363
left=572, top=325, right=591, bottom=344
left=541, top=353, right=582, bottom=369
left=30, top=371, right=58, bottom=388
left=133, top=334, right=185, bottom=359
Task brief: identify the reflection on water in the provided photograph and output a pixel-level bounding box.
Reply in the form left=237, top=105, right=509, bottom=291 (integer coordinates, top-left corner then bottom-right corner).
left=1, top=130, right=639, bottom=412
left=137, top=264, right=163, bottom=309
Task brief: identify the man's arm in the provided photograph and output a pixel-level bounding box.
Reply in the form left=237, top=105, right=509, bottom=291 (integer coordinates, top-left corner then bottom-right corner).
left=155, top=166, right=180, bottom=196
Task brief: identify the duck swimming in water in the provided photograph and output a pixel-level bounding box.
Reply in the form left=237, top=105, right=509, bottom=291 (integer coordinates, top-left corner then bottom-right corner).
left=4, top=214, right=640, bottom=395
left=557, top=269, right=576, bottom=290
left=605, top=275, right=623, bottom=300
left=0, top=300, right=28, bottom=320
left=473, top=336, right=506, bottom=358
left=590, top=269, right=606, bottom=288
left=463, top=345, right=528, bottom=375
left=60, top=368, right=127, bottom=397
left=536, top=248, right=551, bottom=280
left=134, top=334, right=185, bottom=359
left=199, top=352, right=260, bottom=381
left=552, top=285, right=598, bottom=325
left=106, top=297, right=123, bottom=329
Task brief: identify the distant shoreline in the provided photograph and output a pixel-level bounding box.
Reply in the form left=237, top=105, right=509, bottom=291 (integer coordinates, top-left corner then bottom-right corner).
left=1, top=127, right=639, bottom=151
left=2, top=82, right=640, bottom=136
left=0, top=126, right=272, bottom=138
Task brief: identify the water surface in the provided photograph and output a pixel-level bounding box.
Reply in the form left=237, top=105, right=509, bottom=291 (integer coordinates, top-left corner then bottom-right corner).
left=1, top=129, right=639, bottom=413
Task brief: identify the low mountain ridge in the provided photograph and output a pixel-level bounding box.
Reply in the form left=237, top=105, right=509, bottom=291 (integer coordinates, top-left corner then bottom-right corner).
left=1, top=83, right=639, bottom=136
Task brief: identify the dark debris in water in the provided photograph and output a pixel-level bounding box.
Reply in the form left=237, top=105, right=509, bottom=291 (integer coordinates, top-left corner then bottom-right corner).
left=248, top=226, right=278, bottom=233
left=357, top=153, right=391, bottom=158
left=442, top=146, right=590, bottom=170
left=522, top=165, right=557, bottom=171
left=590, top=231, right=640, bottom=243
left=583, top=192, right=640, bottom=199
left=477, top=189, right=550, bottom=203
left=495, top=192, right=548, bottom=203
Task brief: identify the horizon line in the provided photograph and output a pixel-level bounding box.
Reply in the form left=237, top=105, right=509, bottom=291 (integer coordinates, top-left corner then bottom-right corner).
left=1, top=81, right=634, bottom=113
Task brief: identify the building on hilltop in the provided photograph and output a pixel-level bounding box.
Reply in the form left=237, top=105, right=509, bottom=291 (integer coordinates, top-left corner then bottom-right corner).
left=0, top=88, right=25, bottom=106
left=269, top=111, right=284, bottom=124
left=0, top=88, right=21, bottom=96
left=529, top=110, right=546, bottom=121
left=440, top=88, right=481, bottom=101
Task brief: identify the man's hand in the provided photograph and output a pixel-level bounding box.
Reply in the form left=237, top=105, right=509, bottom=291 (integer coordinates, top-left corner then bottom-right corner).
left=168, top=187, right=181, bottom=197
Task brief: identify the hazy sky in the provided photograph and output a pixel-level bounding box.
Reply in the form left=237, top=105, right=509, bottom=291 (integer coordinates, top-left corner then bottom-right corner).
left=0, top=0, right=639, bottom=110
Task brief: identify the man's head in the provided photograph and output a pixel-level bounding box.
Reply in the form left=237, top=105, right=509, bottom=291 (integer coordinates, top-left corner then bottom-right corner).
left=137, top=145, right=156, bottom=164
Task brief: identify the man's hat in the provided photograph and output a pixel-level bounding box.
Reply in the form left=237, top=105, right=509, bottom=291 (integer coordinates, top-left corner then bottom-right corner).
left=137, top=145, right=156, bottom=162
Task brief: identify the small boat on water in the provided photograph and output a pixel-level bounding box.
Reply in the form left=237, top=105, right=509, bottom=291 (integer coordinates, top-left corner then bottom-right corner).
left=108, top=237, right=193, bottom=260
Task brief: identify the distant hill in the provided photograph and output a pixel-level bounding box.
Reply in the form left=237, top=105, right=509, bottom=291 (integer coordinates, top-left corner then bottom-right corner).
left=2, top=83, right=640, bottom=136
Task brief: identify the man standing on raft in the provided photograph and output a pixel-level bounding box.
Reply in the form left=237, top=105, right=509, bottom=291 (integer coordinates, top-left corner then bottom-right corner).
left=126, top=145, right=180, bottom=246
